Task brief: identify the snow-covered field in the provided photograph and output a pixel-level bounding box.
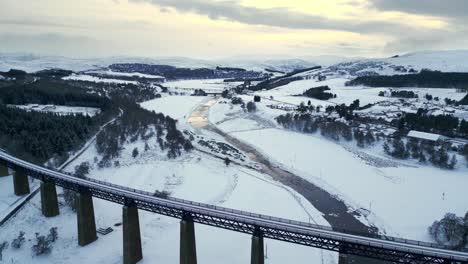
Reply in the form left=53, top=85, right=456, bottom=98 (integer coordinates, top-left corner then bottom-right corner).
left=384, top=51, right=468, bottom=73
left=164, top=79, right=241, bottom=94
left=232, top=128, right=468, bottom=241
left=85, top=70, right=165, bottom=80
left=63, top=74, right=137, bottom=84
left=254, top=77, right=466, bottom=107
left=208, top=91, right=468, bottom=242
left=0, top=94, right=337, bottom=264
left=140, top=96, right=208, bottom=124
left=10, top=104, right=101, bottom=117
left=0, top=175, right=37, bottom=218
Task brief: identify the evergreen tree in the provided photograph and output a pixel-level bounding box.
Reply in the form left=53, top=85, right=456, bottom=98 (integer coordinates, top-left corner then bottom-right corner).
left=392, top=138, right=407, bottom=159
left=383, top=142, right=391, bottom=155
left=418, top=152, right=427, bottom=163
left=448, top=155, right=457, bottom=170
left=132, top=148, right=139, bottom=158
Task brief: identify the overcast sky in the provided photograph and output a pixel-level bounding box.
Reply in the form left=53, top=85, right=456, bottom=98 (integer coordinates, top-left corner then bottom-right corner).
left=0, top=0, right=467, bottom=59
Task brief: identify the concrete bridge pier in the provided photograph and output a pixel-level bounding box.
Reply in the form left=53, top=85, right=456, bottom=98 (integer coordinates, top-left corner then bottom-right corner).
left=13, top=168, right=30, bottom=196
left=251, top=227, right=264, bottom=264
left=338, top=245, right=349, bottom=264
left=0, top=160, right=9, bottom=177
left=123, top=203, right=143, bottom=264
left=77, top=191, right=98, bottom=246
left=338, top=253, right=348, bottom=264
left=40, top=180, right=60, bottom=217
left=180, top=214, right=197, bottom=264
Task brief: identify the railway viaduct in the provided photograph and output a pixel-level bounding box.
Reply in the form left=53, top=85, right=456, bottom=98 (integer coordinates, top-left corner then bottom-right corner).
left=1, top=153, right=467, bottom=264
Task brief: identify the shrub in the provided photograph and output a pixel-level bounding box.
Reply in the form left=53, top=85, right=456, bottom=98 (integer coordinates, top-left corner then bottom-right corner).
left=11, top=231, right=25, bottom=249
left=47, top=227, right=58, bottom=243
left=32, top=233, right=52, bottom=256
left=231, top=97, right=244, bottom=105
left=132, top=147, right=139, bottom=158
left=246, top=102, right=257, bottom=113
left=429, top=213, right=466, bottom=249
left=0, top=241, right=8, bottom=261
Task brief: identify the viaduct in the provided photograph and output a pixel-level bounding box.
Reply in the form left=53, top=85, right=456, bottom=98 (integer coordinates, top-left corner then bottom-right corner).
left=1, top=151, right=467, bottom=264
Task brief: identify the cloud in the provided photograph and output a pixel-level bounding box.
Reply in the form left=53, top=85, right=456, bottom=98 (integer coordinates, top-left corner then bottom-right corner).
left=0, top=18, right=82, bottom=29
left=0, top=33, right=109, bottom=57
left=130, top=0, right=415, bottom=35
left=383, top=29, right=468, bottom=54
left=369, top=0, right=468, bottom=19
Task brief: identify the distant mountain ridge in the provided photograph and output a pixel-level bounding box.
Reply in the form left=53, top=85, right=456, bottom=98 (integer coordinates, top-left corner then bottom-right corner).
left=0, top=53, right=318, bottom=73
left=1, top=50, right=468, bottom=75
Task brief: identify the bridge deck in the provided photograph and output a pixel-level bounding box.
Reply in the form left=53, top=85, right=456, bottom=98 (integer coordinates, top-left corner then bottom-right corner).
left=1, top=151, right=467, bottom=263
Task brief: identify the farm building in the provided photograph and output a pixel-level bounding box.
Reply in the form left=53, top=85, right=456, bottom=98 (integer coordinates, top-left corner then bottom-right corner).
left=407, top=130, right=445, bottom=142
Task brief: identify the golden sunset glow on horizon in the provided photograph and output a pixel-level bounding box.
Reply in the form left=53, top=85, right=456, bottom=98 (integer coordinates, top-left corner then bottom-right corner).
left=0, top=0, right=466, bottom=58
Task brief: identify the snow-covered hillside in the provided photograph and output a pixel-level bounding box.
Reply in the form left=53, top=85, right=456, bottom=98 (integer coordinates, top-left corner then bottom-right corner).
left=384, top=50, right=468, bottom=72
left=0, top=53, right=318, bottom=73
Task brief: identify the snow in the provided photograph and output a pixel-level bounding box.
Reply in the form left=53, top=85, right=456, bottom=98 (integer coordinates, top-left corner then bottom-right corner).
left=407, top=130, right=444, bottom=142
left=85, top=70, right=165, bottom=80
left=164, top=79, right=241, bottom=94
left=0, top=53, right=318, bottom=73
left=62, top=74, right=138, bottom=84
left=229, top=128, right=468, bottom=241
left=3, top=49, right=468, bottom=262
left=253, top=78, right=391, bottom=106
left=140, top=96, right=208, bottom=124
left=205, top=93, right=468, bottom=243
left=385, top=50, right=468, bottom=72
left=0, top=132, right=336, bottom=263
left=0, top=174, right=34, bottom=216
left=10, top=104, right=101, bottom=117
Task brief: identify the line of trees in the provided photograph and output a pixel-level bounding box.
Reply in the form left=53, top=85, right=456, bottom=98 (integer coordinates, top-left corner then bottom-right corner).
left=0, top=78, right=111, bottom=108
left=301, top=86, right=336, bottom=100
left=346, top=69, right=468, bottom=89
left=378, top=90, right=418, bottom=98
left=394, top=111, right=468, bottom=138
left=275, top=113, right=378, bottom=148
left=0, top=104, right=99, bottom=164
left=383, top=138, right=457, bottom=169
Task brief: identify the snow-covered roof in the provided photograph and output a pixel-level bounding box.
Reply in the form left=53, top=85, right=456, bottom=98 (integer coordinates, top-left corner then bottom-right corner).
left=407, top=130, right=444, bottom=141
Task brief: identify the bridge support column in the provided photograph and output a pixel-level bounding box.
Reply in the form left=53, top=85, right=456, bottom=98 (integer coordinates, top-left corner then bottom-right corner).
left=77, top=191, right=97, bottom=246
left=123, top=203, right=143, bottom=264
left=180, top=215, right=197, bottom=264
left=13, top=168, right=30, bottom=196
left=40, top=180, right=59, bottom=217
left=338, top=244, right=349, bottom=264
left=338, top=253, right=348, bottom=264
left=0, top=161, right=9, bottom=177
left=251, top=228, right=264, bottom=264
